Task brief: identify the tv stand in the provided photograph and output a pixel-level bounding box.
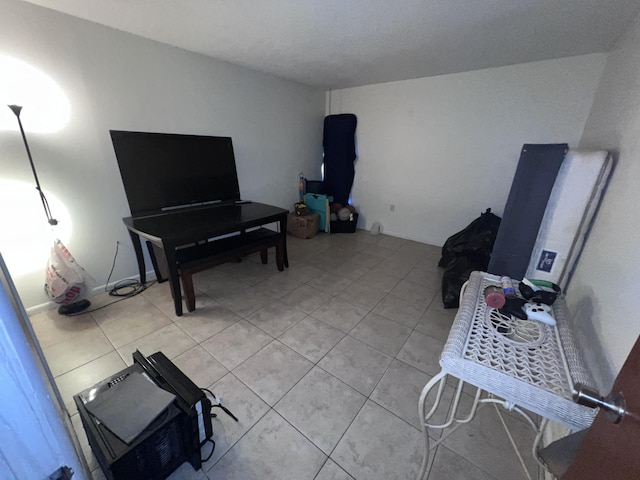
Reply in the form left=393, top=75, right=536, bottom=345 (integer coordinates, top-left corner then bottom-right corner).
left=123, top=202, right=289, bottom=316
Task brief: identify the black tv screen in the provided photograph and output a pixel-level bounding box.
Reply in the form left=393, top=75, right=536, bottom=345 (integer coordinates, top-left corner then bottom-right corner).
left=110, top=130, right=241, bottom=216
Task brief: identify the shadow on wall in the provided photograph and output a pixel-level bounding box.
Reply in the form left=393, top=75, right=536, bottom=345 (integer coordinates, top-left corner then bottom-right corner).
left=570, top=289, right=617, bottom=393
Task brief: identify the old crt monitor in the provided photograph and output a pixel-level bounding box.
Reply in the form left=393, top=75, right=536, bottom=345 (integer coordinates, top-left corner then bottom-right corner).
left=110, top=130, right=241, bottom=216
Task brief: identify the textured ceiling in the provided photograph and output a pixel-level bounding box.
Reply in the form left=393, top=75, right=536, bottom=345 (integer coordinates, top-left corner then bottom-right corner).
left=22, top=0, right=640, bottom=89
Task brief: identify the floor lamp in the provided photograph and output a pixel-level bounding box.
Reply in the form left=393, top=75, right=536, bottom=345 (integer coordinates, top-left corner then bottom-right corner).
left=8, top=104, right=91, bottom=315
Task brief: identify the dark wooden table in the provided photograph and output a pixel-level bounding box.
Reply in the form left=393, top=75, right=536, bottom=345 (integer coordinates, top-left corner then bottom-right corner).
left=123, top=202, right=289, bottom=316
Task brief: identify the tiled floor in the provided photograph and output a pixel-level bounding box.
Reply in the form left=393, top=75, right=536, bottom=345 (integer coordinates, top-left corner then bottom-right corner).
left=31, top=230, right=541, bottom=480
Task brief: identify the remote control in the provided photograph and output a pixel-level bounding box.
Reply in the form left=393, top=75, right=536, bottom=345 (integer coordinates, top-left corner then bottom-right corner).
left=524, top=302, right=556, bottom=326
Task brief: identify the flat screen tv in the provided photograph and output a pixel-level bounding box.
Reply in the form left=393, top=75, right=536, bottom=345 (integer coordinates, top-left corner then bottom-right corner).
left=110, top=130, right=241, bottom=216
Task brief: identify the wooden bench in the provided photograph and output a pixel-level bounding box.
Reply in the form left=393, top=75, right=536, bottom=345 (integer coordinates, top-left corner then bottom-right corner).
left=175, top=228, right=284, bottom=312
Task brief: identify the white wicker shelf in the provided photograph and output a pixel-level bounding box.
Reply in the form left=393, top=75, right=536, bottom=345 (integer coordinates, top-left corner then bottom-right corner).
left=417, top=271, right=597, bottom=480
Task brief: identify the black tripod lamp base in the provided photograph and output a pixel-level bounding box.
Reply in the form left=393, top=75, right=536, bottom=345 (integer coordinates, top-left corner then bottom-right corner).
left=58, top=299, right=91, bottom=316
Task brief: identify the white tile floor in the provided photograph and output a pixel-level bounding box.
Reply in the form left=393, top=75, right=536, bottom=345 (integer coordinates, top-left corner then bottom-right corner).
left=31, top=230, right=542, bottom=480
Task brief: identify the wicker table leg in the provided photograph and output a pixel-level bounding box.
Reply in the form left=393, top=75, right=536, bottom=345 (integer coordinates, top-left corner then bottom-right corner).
left=417, top=371, right=448, bottom=480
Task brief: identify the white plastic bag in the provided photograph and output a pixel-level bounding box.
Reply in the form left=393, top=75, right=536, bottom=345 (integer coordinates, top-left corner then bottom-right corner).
left=44, top=238, right=95, bottom=305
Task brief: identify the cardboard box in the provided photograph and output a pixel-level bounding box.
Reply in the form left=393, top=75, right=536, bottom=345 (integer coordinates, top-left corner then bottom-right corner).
left=287, top=213, right=320, bottom=239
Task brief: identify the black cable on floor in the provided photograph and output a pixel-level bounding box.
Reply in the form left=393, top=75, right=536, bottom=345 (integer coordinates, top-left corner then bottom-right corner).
left=201, top=388, right=239, bottom=422
left=66, top=241, right=155, bottom=316
left=201, top=438, right=216, bottom=462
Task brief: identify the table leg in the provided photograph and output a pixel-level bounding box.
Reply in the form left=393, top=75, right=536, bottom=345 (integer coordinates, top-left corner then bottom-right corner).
left=127, top=230, right=146, bottom=284
left=418, top=372, right=544, bottom=480
left=146, top=241, right=168, bottom=282
left=181, top=271, right=196, bottom=313
left=417, top=371, right=448, bottom=480
left=162, top=244, right=183, bottom=316
left=279, top=216, right=289, bottom=268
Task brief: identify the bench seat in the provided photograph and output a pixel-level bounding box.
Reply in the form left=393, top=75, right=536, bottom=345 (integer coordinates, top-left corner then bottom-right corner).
left=176, top=228, right=284, bottom=312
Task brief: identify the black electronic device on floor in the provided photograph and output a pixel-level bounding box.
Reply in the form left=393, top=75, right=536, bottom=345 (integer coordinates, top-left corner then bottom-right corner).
left=74, top=350, right=212, bottom=480
left=145, top=351, right=213, bottom=468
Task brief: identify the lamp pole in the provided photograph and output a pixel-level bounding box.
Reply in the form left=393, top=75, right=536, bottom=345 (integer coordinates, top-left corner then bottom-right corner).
left=6, top=105, right=92, bottom=315
left=7, top=104, right=58, bottom=226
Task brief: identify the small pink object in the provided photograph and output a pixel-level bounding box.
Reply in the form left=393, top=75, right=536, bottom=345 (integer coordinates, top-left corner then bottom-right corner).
left=483, top=285, right=506, bottom=308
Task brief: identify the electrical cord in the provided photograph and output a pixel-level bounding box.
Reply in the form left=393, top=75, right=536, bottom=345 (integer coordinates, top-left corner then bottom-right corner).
left=201, top=388, right=239, bottom=422
left=201, top=438, right=216, bottom=462
left=105, top=241, right=150, bottom=296
left=66, top=241, right=155, bottom=316
left=200, top=438, right=216, bottom=462
left=199, top=386, right=239, bottom=463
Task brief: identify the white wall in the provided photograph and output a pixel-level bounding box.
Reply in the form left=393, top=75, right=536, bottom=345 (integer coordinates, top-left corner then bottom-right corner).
left=569, top=13, right=640, bottom=391
left=0, top=0, right=325, bottom=310
left=328, top=55, right=606, bottom=245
